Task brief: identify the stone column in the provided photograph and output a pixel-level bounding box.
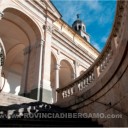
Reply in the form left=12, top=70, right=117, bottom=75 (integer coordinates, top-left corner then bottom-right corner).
left=52, top=64, right=60, bottom=103
left=55, top=64, right=60, bottom=89
left=41, top=20, right=53, bottom=103
left=30, top=40, right=44, bottom=101
left=20, top=40, right=44, bottom=101
left=74, top=60, right=79, bottom=78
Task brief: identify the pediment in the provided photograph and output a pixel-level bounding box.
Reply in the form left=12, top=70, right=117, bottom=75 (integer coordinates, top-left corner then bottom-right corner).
left=24, top=0, right=62, bottom=20
left=40, top=0, right=62, bottom=19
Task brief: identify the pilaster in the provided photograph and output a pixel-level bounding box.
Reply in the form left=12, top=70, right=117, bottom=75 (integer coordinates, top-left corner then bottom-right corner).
left=41, top=18, right=53, bottom=103
left=30, top=40, right=44, bottom=101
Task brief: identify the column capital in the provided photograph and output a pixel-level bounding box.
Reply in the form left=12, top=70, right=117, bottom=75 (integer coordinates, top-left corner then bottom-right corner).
left=0, top=12, right=4, bottom=20
left=43, top=24, right=54, bottom=33
left=55, top=64, right=60, bottom=70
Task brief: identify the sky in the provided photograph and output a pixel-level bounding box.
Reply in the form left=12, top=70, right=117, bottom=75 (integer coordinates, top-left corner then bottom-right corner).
left=51, top=0, right=116, bottom=52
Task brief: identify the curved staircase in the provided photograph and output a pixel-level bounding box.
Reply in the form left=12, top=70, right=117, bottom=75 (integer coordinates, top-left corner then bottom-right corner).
left=0, top=101, right=103, bottom=127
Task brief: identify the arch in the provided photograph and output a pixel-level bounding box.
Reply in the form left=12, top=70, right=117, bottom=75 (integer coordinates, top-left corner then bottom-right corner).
left=2, top=8, right=42, bottom=45
left=0, top=5, right=43, bottom=40
left=59, top=58, right=75, bottom=73
left=0, top=8, right=41, bottom=96
left=51, top=50, right=58, bottom=63
left=59, top=59, right=74, bottom=88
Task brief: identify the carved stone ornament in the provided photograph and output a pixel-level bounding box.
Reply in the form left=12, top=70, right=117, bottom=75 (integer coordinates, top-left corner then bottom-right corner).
left=43, top=25, right=53, bottom=33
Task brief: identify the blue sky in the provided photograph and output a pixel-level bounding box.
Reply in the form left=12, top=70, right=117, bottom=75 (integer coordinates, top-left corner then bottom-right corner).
left=51, top=0, right=116, bottom=52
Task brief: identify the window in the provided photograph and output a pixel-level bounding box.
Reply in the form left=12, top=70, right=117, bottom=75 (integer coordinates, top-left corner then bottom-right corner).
left=79, top=25, right=81, bottom=30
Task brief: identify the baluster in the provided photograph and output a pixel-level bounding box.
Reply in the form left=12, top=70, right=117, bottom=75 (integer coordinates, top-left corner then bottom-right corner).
left=67, top=89, right=69, bottom=97
left=80, top=80, right=84, bottom=89
left=78, top=81, right=83, bottom=91
left=100, top=63, right=103, bottom=72
left=82, top=79, right=86, bottom=89
left=103, top=60, right=105, bottom=70
left=94, top=65, right=100, bottom=78
left=92, top=72, right=95, bottom=81
left=83, top=78, right=87, bottom=88
left=72, top=84, right=76, bottom=94
left=104, top=54, right=108, bottom=67
left=111, top=36, right=118, bottom=52
left=86, top=77, right=89, bottom=84
left=62, top=91, right=65, bottom=99
left=63, top=90, right=67, bottom=98
left=70, top=87, right=74, bottom=95
left=88, top=74, right=92, bottom=83
left=107, top=51, right=111, bottom=63
left=109, top=48, right=113, bottom=59
left=78, top=82, right=81, bottom=91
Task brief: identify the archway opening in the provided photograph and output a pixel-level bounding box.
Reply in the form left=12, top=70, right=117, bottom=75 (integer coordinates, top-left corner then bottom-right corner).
left=0, top=8, right=41, bottom=96
left=59, top=60, right=74, bottom=88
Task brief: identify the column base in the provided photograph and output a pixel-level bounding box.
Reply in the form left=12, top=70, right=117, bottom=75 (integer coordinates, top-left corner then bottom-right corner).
left=19, top=92, right=31, bottom=99
left=42, top=79, right=53, bottom=104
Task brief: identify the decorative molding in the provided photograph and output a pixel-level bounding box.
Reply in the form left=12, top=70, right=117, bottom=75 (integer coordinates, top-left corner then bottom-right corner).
left=55, top=64, right=60, bottom=70
left=43, top=25, right=54, bottom=33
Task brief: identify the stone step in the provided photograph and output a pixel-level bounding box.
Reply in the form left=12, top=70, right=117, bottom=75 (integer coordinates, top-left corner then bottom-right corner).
left=0, top=92, right=36, bottom=106
left=0, top=100, right=103, bottom=127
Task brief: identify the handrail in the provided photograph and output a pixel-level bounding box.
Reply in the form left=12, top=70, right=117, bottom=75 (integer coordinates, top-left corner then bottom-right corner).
left=56, top=1, right=125, bottom=101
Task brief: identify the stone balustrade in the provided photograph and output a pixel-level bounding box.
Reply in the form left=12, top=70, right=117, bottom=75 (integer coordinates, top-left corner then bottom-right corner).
left=57, top=42, right=114, bottom=99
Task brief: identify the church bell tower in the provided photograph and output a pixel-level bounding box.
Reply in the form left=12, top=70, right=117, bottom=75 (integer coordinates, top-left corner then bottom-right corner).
left=72, top=14, right=90, bottom=43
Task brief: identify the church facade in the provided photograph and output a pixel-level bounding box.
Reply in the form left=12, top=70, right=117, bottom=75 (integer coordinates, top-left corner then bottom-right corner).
left=0, top=0, right=99, bottom=103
